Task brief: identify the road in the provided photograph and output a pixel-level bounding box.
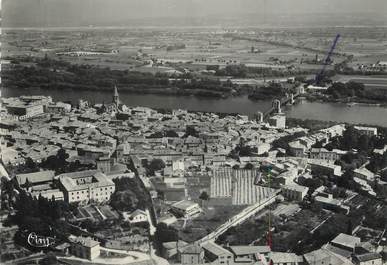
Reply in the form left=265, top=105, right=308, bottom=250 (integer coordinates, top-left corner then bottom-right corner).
left=197, top=190, right=280, bottom=244
left=58, top=246, right=169, bottom=265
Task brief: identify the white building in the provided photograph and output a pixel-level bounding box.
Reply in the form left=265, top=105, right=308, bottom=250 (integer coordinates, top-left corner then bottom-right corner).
left=307, top=85, right=328, bottom=92
left=70, top=236, right=100, bottom=261
left=353, top=253, right=382, bottom=265
left=353, top=168, right=376, bottom=183
left=46, top=102, right=72, bottom=114
left=270, top=252, right=304, bottom=265
left=58, top=170, right=116, bottom=203
left=257, top=143, right=271, bottom=155
left=31, top=189, right=64, bottom=201
left=268, top=114, right=286, bottom=129
left=172, top=159, right=185, bottom=174
left=354, top=126, right=378, bottom=137
left=289, top=141, right=307, bottom=157
left=123, top=209, right=148, bottom=224
left=310, top=148, right=346, bottom=161
left=309, top=161, right=342, bottom=176
left=282, top=184, right=309, bottom=201
left=170, top=200, right=202, bottom=218
left=330, top=233, right=361, bottom=252
left=304, top=249, right=349, bottom=265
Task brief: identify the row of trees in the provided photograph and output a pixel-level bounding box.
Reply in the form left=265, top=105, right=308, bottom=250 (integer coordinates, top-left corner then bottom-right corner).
left=12, top=191, right=70, bottom=239
left=248, top=82, right=289, bottom=100
left=4, top=57, right=234, bottom=98
left=111, top=177, right=153, bottom=212
left=214, top=64, right=313, bottom=78
left=325, top=126, right=384, bottom=153
left=326, top=81, right=365, bottom=98
left=326, top=80, right=387, bottom=102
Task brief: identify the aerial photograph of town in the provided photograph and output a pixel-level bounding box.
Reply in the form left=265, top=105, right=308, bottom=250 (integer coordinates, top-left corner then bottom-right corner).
left=1, top=0, right=387, bottom=264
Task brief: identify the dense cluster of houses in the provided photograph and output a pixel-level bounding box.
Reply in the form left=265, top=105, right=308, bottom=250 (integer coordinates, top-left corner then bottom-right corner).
left=161, top=233, right=383, bottom=265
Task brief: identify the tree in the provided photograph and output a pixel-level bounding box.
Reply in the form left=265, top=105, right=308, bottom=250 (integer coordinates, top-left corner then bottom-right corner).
left=155, top=223, right=178, bottom=243
left=146, top=159, right=166, bottom=176
left=40, top=148, right=69, bottom=173
left=199, top=191, right=210, bottom=206
left=25, top=157, right=38, bottom=172
left=110, top=190, right=139, bottom=211
left=244, top=163, right=254, bottom=170
left=358, top=134, right=370, bottom=153
left=347, top=219, right=353, bottom=235
left=184, top=126, right=199, bottom=138
left=295, top=76, right=306, bottom=83
left=57, top=148, right=69, bottom=162
left=165, top=130, right=179, bottom=138
left=342, top=126, right=359, bottom=150
left=25, top=177, right=32, bottom=190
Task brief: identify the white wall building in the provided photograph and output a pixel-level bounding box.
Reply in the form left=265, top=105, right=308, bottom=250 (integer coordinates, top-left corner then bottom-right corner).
left=58, top=170, right=116, bottom=203
left=282, top=184, right=309, bottom=201
left=170, top=200, right=202, bottom=218
left=354, top=126, right=378, bottom=137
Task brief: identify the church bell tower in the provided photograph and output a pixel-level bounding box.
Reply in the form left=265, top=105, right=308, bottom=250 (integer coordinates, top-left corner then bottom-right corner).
left=113, top=85, right=120, bottom=107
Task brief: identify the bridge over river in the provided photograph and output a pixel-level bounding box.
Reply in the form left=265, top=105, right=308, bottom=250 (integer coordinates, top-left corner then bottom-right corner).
left=260, top=84, right=304, bottom=120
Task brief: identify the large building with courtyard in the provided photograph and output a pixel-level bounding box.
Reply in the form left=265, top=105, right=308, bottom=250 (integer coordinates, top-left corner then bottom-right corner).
left=57, top=170, right=116, bottom=203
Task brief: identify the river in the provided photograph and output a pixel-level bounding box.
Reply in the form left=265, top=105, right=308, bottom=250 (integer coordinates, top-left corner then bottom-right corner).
left=3, top=87, right=387, bottom=127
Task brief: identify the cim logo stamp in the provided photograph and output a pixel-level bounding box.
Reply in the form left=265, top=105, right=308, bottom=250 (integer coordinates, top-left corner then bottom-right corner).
left=27, top=233, right=55, bottom=248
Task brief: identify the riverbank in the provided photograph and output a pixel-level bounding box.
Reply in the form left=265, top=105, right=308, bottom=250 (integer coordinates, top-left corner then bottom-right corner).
left=4, top=87, right=387, bottom=127
left=305, top=94, right=387, bottom=107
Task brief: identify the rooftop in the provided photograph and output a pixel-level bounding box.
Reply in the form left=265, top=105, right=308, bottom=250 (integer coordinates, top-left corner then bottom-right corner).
left=229, top=245, right=271, bottom=256
left=58, top=170, right=115, bottom=191
left=282, top=184, right=308, bottom=193
left=353, top=252, right=381, bottom=262
left=180, top=244, right=202, bottom=254
left=16, top=170, right=55, bottom=185
left=303, top=249, right=345, bottom=265
left=202, top=241, right=233, bottom=257
left=72, top=236, right=100, bottom=248
left=331, top=233, right=361, bottom=250
left=171, top=200, right=199, bottom=211
left=270, top=252, right=303, bottom=263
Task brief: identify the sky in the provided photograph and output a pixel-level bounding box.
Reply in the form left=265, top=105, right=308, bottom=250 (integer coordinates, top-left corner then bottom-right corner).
left=2, top=0, right=387, bottom=27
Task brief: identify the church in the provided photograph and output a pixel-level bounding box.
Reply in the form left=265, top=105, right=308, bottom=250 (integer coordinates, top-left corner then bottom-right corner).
left=101, top=85, right=124, bottom=114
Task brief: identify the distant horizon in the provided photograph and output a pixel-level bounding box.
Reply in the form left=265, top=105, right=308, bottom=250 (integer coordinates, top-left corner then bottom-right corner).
left=3, top=0, right=387, bottom=28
